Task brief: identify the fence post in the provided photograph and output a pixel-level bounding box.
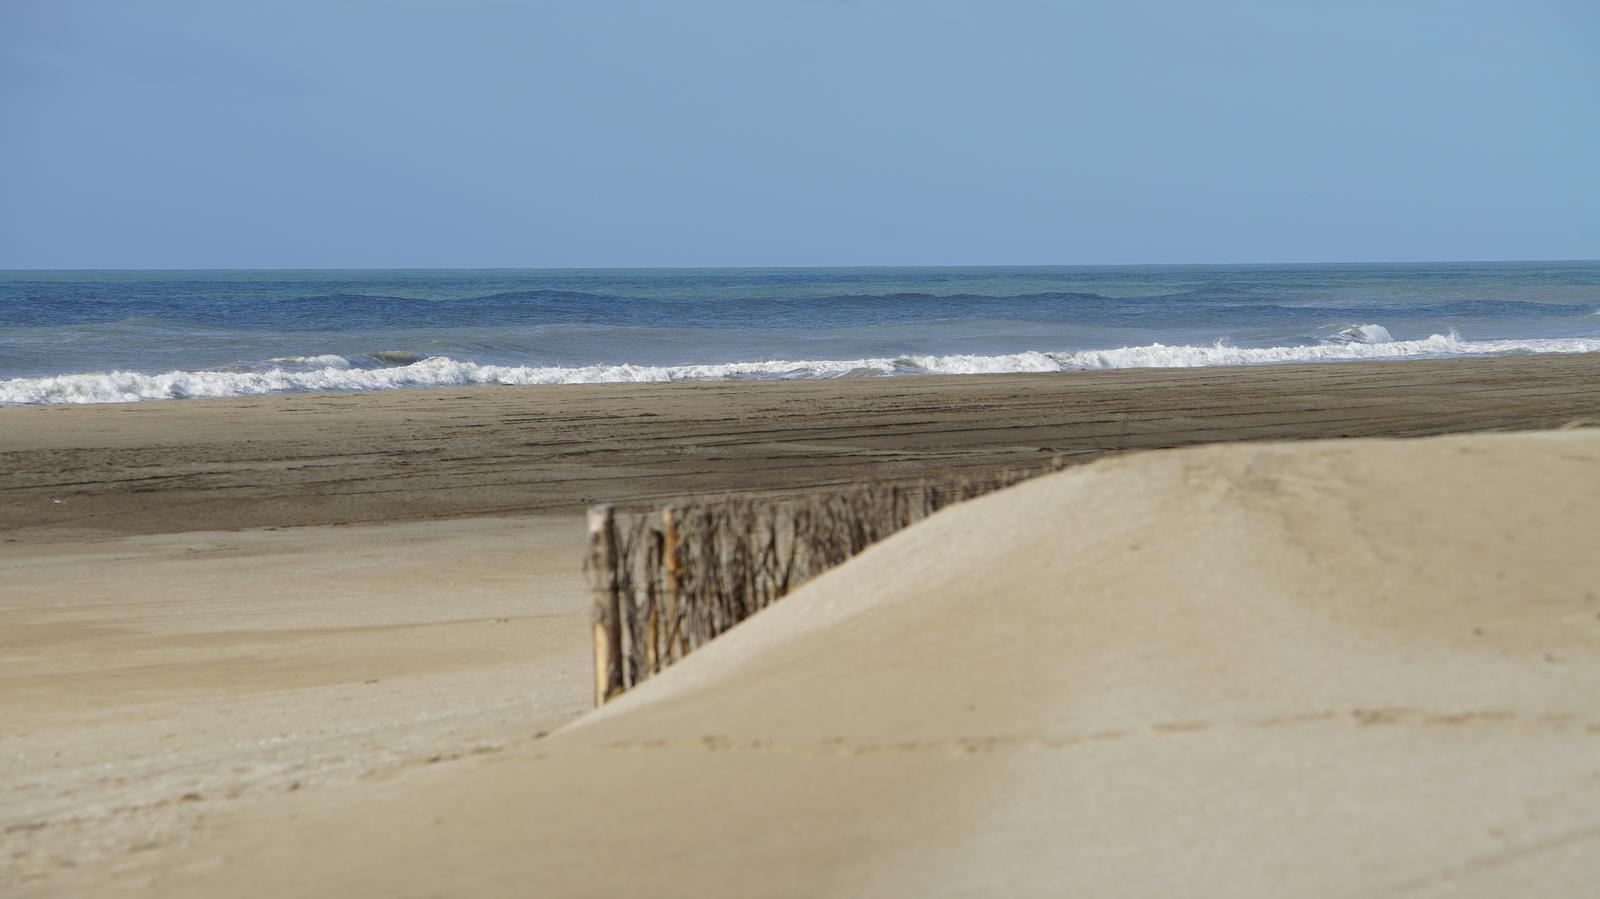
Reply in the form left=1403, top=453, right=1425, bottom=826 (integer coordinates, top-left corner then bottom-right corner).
left=662, top=504, right=684, bottom=661
left=587, top=504, right=624, bottom=706
left=644, top=528, right=661, bottom=675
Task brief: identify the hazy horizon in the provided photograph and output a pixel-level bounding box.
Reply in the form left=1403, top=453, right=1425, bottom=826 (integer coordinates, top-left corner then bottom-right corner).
left=4, top=257, right=1600, bottom=274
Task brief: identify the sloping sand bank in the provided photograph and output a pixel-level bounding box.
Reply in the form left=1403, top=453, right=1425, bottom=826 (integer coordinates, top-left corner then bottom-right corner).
left=86, top=429, right=1600, bottom=897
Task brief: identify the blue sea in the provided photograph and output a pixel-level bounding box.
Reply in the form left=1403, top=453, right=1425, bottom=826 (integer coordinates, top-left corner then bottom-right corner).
left=1, top=262, right=1598, bottom=404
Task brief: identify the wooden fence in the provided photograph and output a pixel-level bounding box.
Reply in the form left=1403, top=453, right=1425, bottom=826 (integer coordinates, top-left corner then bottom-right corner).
left=583, top=461, right=1067, bottom=705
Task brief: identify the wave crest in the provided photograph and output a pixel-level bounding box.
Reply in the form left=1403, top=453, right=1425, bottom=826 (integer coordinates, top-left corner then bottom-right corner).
left=4, top=333, right=1598, bottom=405
left=1321, top=323, right=1394, bottom=345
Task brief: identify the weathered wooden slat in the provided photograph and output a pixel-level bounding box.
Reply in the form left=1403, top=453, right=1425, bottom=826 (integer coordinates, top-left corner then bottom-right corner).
left=585, top=504, right=624, bottom=706
left=583, top=459, right=1068, bottom=700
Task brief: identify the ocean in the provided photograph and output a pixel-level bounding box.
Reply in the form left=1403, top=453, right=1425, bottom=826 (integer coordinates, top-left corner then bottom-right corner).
left=2, top=262, right=1597, bottom=405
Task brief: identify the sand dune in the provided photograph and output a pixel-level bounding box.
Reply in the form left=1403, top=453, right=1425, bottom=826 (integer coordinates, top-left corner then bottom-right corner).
left=53, top=429, right=1600, bottom=897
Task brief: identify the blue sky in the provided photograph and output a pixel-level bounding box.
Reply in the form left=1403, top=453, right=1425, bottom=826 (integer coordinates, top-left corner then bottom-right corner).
left=2, top=0, right=1596, bottom=268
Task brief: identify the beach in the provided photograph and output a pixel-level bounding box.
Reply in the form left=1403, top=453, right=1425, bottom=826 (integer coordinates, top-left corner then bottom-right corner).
left=10, top=0, right=1599, bottom=891
left=5, top=356, right=1600, bottom=895
left=6, top=354, right=1599, bottom=539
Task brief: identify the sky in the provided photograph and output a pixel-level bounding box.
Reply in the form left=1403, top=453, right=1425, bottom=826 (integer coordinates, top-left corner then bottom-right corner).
left=1, top=0, right=1596, bottom=269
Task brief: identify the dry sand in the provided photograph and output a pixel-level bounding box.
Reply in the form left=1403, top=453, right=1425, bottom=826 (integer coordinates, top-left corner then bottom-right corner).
left=2, top=516, right=591, bottom=890
left=26, top=428, right=1600, bottom=898
left=4, top=358, right=1600, bottom=896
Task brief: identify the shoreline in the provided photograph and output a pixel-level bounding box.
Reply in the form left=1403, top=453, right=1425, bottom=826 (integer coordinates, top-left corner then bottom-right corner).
left=4, top=354, right=1600, bottom=542
left=5, top=336, right=1600, bottom=405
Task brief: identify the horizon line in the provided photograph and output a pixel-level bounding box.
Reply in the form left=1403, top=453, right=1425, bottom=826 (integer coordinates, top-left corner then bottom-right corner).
left=3, top=257, right=1598, bottom=274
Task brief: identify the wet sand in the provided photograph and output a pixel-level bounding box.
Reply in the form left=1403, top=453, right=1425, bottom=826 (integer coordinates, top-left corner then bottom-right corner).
left=4, top=354, right=1599, bottom=541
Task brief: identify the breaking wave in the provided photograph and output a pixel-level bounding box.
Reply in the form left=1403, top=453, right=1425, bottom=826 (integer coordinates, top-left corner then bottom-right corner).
left=1321, top=323, right=1393, bottom=345
left=5, top=332, right=1598, bottom=405
left=265, top=351, right=421, bottom=369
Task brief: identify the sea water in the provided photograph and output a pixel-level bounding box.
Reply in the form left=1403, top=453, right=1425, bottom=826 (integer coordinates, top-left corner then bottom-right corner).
left=1, top=262, right=1597, bottom=404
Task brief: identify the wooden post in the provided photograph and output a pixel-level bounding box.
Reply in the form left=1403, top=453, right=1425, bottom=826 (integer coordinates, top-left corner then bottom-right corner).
left=587, top=504, right=624, bottom=706
left=661, top=505, right=685, bottom=661
left=644, top=528, right=661, bottom=675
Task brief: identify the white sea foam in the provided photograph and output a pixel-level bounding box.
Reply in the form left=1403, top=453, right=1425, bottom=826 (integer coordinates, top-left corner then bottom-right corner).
left=4, top=333, right=1598, bottom=405
left=1323, top=323, right=1394, bottom=345
left=266, top=354, right=355, bottom=369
